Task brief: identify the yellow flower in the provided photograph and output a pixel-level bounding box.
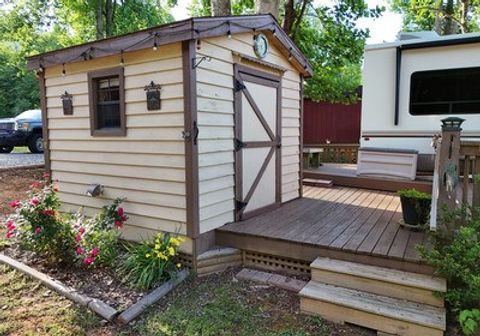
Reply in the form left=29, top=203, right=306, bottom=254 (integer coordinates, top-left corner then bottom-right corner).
left=156, top=252, right=168, bottom=260
left=145, top=253, right=151, bottom=258
left=167, top=246, right=175, bottom=256
left=176, top=263, right=182, bottom=268
left=154, top=244, right=161, bottom=250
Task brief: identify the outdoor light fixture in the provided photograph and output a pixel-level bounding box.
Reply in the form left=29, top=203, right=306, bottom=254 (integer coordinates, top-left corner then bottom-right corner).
left=144, top=81, right=162, bottom=111
left=86, top=184, right=104, bottom=197
left=441, top=117, right=465, bottom=131
left=61, top=91, right=73, bottom=115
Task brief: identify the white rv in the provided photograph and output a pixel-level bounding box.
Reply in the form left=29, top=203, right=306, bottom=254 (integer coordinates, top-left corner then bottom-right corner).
left=361, top=32, right=480, bottom=171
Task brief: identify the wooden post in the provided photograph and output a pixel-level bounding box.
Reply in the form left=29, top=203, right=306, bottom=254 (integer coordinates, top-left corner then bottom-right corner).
left=435, top=117, right=464, bottom=230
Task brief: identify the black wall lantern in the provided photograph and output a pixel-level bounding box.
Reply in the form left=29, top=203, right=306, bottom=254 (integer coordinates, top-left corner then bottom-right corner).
left=441, top=117, right=465, bottom=131
left=144, top=81, right=162, bottom=111
left=61, top=91, right=73, bottom=115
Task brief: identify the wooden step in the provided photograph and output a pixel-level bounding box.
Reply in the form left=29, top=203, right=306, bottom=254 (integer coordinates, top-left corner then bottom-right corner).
left=311, top=257, right=446, bottom=307
left=300, top=282, right=446, bottom=336
left=196, top=247, right=242, bottom=276
left=302, top=178, right=333, bottom=188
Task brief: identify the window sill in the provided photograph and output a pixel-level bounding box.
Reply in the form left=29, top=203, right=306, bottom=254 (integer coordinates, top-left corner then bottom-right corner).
left=91, top=128, right=126, bottom=137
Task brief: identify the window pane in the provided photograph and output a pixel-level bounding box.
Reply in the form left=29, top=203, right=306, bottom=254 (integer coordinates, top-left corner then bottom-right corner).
left=95, top=75, right=121, bottom=129
left=410, top=67, right=480, bottom=115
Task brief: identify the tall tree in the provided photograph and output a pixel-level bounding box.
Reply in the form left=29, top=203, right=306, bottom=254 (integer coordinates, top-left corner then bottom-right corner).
left=212, top=0, right=231, bottom=16
left=255, top=0, right=279, bottom=18
left=190, top=0, right=382, bottom=103
left=391, top=0, right=480, bottom=35
left=0, top=0, right=176, bottom=117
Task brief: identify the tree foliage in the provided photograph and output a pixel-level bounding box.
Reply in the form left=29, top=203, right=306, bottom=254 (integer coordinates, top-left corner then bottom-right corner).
left=391, top=0, right=480, bottom=35
left=0, top=0, right=175, bottom=118
left=190, top=0, right=382, bottom=103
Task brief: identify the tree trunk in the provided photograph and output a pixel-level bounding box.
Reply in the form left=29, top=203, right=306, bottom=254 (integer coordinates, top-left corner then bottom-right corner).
left=105, top=0, right=113, bottom=37
left=211, top=0, right=231, bottom=16
left=433, top=0, right=442, bottom=35
left=283, top=0, right=295, bottom=35
left=95, top=0, right=104, bottom=39
left=443, top=0, right=456, bottom=34
left=255, top=0, right=280, bottom=19
left=459, top=0, right=469, bottom=33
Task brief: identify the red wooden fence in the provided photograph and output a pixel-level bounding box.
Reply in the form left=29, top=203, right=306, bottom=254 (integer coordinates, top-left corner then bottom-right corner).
left=303, top=99, right=361, bottom=145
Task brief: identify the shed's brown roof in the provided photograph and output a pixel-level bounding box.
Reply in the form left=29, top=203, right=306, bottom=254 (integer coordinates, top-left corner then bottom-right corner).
left=26, top=14, right=313, bottom=77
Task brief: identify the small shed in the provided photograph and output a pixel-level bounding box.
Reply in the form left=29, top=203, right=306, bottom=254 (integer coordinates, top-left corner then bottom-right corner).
left=26, top=15, right=313, bottom=260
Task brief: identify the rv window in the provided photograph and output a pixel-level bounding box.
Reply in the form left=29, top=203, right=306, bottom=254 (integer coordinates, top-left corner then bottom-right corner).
left=410, top=66, right=480, bottom=115
left=88, top=67, right=126, bottom=136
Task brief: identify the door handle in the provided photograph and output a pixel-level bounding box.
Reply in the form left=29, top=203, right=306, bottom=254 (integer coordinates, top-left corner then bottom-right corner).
left=193, top=121, right=199, bottom=145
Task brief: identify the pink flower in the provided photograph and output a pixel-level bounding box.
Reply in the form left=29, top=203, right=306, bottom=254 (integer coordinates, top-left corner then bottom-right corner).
left=30, top=198, right=40, bottom=206
left=42, top=209, right=55, bottom=216
left=117, top=207, right=124, bottom=217
left=114, top=220, right=123, bottom=228
left=75, top=235, right=82, bottom=242
left=30, top=181, right=42, bottom=189
left=34, top=227, right=42, bottom=235
left=83, top=257, right=94, bottom=265
left=78, top=227, right=85, bottom=235
left=75, top=246, right=85, bottom=255
left=43, top=172, right=50, bottom=179
left=6, top=220, right=14, bottom=229
left=90, top=248, right=100, bottom=257
left=121, top=215, right=127, bottom=221
left=6, top=232, right=14, bottom=239
left=6, top=223, right=15, bottom=232
left=8, top=200, right=21, bottom=208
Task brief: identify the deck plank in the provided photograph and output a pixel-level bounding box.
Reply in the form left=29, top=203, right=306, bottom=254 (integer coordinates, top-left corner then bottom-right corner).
left=342, top=194, right=397, bottom=251
left=276, top=188, right=362, bottom=240
left=217, top=186, right=426, bottom=265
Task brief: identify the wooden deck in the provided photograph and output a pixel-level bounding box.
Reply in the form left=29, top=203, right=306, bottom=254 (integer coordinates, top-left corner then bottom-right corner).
left=217, top=186, right=433, bottom=274
left=304, top=163, right=432, bottom=193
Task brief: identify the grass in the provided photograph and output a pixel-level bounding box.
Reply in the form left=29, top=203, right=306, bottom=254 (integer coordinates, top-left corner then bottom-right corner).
left=0, top=264, right=101, bottom=336
left=0, top=265, right=337, bottom=336
left=12, top=147, right=29, bottom=154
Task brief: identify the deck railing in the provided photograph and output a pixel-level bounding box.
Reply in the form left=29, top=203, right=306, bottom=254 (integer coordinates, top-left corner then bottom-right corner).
left=304, top=143, right=359, bottom=164
left=459, top=141, right=480, bottom=207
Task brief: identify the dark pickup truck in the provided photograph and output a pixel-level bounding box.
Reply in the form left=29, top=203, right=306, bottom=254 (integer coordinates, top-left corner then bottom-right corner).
left=0, top=109, right=43, bottom=154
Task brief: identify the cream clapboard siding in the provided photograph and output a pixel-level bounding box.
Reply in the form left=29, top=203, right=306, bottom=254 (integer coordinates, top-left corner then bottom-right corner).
left=44, top=43, right=190, bottom=250
left=196, top=33, right=301, bottom=234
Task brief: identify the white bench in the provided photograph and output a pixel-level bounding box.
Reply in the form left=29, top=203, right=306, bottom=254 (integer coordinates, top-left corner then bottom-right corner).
left=356, top=147, right=418, bottom=181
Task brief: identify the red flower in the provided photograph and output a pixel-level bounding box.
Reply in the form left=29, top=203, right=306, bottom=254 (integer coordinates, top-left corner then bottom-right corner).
left=75, top=246, right=85, bottom=255
left=30, top=181, right=42, bottom=189
left=34, top=227, right=42, bottom=235
left=30, top=198, right=40, bottom=206
left=43, top=172, right=50, bottom=179
left=117, top=207, right=124, bottom=217
left=83, top=256, right=94, bottom=265
left=114, top=220, right=123, bottom=228
left=75, top=234, right=82, bottom=242
left=6, top=220, right=14, bottom=229
left=6, top=232, right=14, bottom=239
left=90, top=247, right=100, bottom=257
left=78, top=227, right=85, bottom=235
left=121, top=215, right=127, bottom=221
left=42, top=209, right=55, bottom=216
left=8, top=200, right=21, bottom=208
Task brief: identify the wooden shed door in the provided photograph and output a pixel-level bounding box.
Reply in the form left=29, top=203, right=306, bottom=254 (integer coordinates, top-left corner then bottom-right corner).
left=234, top=65, right=281, bottom=220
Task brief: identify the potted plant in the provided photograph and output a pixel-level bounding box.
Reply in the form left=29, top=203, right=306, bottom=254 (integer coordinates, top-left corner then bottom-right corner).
left=397, top=188, right=432, bottom=228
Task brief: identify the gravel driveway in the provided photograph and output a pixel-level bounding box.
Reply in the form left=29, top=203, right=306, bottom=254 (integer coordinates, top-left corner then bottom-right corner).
left=0, top=153, right=44, bottom=169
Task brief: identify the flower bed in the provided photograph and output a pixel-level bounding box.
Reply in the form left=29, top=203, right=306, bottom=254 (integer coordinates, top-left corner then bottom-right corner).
left=1, top=174, right=186, bottom=317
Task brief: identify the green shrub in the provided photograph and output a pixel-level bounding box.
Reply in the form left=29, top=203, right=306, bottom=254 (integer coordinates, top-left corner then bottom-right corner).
left=120, top=232, right=184, bottom=290
left=397, top=188, right=432, bottom=200
left=460, top=309, right=480, bottom=336
left=5, top=181, right=76, bottom=264
left=419, top=207, right=480, bottom=313
left=4, top=178, right=127, bottom=268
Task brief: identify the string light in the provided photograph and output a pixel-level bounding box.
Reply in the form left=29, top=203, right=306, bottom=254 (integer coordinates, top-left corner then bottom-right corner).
left=152, top=33, right=158, bottom=51
left=32, top=22, right=310, bottom=74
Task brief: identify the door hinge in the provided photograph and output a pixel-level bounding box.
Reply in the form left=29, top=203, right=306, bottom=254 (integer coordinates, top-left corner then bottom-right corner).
left=235, top=200, right=248, bottom=211
left=234, top=138, right=247, bottom=151
left=235, top=79, right=246, bottom=92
